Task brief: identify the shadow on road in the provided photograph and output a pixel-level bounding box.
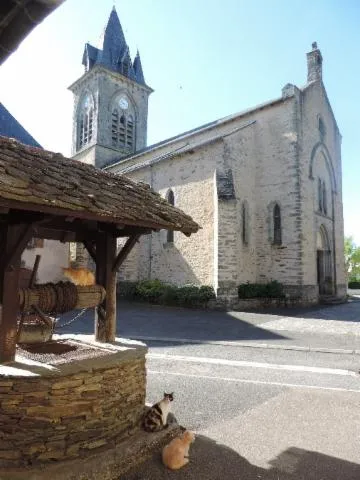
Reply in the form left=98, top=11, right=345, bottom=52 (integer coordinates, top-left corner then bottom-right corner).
left=56, top=294, right=360, bottom=348
left=121, top=434, right=360, bottom=480
left=57, top=300, right=288, bottom=344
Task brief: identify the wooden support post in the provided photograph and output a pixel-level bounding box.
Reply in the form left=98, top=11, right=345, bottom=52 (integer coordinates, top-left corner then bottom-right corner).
left=0, top=224, right=30, bottom=363
left=95, top=232, right=117, bottom=342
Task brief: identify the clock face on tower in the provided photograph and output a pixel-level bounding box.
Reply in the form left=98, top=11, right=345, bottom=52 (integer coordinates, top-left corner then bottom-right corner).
left=119, top=96, right=129, bottom=110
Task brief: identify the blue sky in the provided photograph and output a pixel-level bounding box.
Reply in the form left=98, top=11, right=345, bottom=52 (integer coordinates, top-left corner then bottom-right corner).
left=0, top=0, right=359, bottom=243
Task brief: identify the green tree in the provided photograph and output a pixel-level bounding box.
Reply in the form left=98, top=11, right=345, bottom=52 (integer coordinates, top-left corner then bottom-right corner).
left=344, top=236, right=360, bottom=281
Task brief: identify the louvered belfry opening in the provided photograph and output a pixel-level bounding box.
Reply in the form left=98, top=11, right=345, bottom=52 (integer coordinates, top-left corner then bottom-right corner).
left=111, top=109, right=134, bottom=149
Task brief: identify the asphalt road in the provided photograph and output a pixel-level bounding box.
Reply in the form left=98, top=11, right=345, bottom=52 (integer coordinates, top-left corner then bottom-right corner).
left=61, top=297, right=360, bottom=478
left=145, top=341, right=360, bottom=426
left=121, top=340, right=360, bottom=479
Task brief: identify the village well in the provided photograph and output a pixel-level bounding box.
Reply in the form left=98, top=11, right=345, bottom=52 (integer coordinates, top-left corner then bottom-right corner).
left=0, top=137, right=199, bottom=478
left=0, top=335, right=147, bottom=476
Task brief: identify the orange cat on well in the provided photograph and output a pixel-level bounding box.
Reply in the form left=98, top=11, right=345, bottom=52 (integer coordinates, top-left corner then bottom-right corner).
left=162, top=430, right=195, bottom=470
left=62, top=267, right=95, bottom=286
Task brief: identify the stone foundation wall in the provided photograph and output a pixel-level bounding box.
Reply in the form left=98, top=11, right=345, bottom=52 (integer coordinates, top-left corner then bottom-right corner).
left=212, top=284, right=321, bottom=310
left=0, top=348, right=146, bottom=470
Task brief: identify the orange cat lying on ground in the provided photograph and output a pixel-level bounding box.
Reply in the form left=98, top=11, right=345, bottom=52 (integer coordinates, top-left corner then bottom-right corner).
left=162, top=430, right=195, bottom=470
left=62, top=267, right=95, bottom=286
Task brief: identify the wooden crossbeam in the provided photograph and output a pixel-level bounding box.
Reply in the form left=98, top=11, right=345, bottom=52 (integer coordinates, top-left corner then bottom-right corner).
left=112, top=234, right=141, bottom=273
left=4, top=223, right=34, bottom=270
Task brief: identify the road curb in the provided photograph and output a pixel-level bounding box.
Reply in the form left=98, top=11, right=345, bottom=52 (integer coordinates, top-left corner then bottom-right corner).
left=127, top=335, right=360, bottom=356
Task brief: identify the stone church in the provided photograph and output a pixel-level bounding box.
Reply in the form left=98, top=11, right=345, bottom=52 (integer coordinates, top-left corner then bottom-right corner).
left=69, top=7, right=346, bottom=306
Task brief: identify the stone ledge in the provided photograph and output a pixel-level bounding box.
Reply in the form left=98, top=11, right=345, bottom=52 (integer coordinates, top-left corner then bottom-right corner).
left=0, top=418, right=182, bottom=480
left=0, top=335, right=148, bottom=378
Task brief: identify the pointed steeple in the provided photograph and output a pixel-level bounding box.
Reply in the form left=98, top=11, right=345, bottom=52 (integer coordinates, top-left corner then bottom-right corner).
left=81, top=7, right=146, bottom=85
left=133, top=50, right=145, bottom=84
left=100, top=7, right=127, bottom=69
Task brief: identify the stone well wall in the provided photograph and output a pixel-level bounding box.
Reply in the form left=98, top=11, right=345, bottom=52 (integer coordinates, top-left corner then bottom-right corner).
left=0, top=335, right=147, bottom=472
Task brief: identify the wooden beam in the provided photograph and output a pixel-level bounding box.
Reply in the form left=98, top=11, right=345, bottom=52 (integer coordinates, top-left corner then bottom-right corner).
left=7, top=211, right=46, bottom=225
left=0, top=224, right=23, bottom=362
left=95, top=232, right=117, bottom=342
left=29, top=255, right=41, bottom=288
left=4, top=223, right=35, bottom=270
left=112, top=234, right=141, bottom=272
left=83, top=239, right=96, bottom=263
left=36, top=227, right=77, bottom=242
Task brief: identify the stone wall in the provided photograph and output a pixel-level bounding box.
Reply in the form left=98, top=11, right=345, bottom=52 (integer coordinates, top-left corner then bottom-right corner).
left=117, top=143, right=219, bottom=287
left=299, top=80, right=345, bottom=297
left=22, top=240, right=69, bottom=284
left=110, top=80, right=345, bottom=305
left=0, top=337, right=147, bottom=472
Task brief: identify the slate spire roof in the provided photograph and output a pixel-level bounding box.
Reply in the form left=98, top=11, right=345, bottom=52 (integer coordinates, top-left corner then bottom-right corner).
left=0, top=103, right=41, bottom=148
left=133, top=50, right=145, bottom=84
left=82, top=7, right=146, bottom=85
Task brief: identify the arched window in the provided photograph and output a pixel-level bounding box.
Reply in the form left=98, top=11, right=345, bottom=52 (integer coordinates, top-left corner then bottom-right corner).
left=318, top=116, right=326, bottom=140
left=77, top=94, right=94, bottom=150
left=318, top=178, right=322, bottom=212
left=241, top=201, right=249, bottom=245
left=111, top=109, right=119, bottom=146
left=127, top=115, right=134, bottom=148
left=111, top=96, right=135, bottom=151
left=166, top=189, right=175, bottom=244
left=273, top=204, right=282, bottom=245
left=322, top=181, right=327, bottom=215
left=318, top=177, right=327, bottom=215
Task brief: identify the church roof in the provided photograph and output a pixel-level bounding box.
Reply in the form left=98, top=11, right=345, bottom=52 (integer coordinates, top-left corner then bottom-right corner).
left=82, top=7, right=146, bottom=86
left=106, top=96, right=283, bottom=170
left=0, top=103, right=41, bottom=148
left=0, top=136, right=199, bottom=235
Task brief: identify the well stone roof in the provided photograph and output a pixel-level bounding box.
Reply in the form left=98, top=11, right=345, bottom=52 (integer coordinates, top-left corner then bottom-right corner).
left=0, top=136, right=200, bottom=235
left=0, top=0, right=65, bottom=65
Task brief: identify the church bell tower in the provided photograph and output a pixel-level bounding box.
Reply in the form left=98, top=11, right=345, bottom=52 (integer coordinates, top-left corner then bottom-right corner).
left=68, top=7, right=153, bottom=168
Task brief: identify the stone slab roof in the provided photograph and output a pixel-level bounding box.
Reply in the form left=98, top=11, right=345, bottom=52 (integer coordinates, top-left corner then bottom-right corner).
left=0, top=103, right=42, bottom=148
left=0, top=136, right=200, bottom=235
left=0, top=0, right=65, bottom=65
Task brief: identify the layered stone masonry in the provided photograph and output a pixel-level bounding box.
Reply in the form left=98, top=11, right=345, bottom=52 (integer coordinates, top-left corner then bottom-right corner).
left=0, top=338, right=147, bottom=469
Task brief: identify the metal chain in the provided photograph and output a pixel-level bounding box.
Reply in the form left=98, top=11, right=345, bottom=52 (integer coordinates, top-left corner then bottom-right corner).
left=54, top=308, right=88, bottom=331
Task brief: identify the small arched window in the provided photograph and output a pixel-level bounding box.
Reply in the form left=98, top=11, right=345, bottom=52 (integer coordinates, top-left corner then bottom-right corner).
left=318, top=178, right=328, bottom=215
left=273, top=204, right=282, bottom=245
left=318, top=178, right=323, bottom=212
left=241, top=201, right=249, bottom=245
left=77, top=94, right=94, bottom=150
left=166, top=189, right=175, bottom=244
left=318, top=116, right=326, bottom=140
left=111, top=96, right=135, bottom=151
left=322, top=181, right=327, bottom=215
left=111, top=109, right=119, bottom=146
